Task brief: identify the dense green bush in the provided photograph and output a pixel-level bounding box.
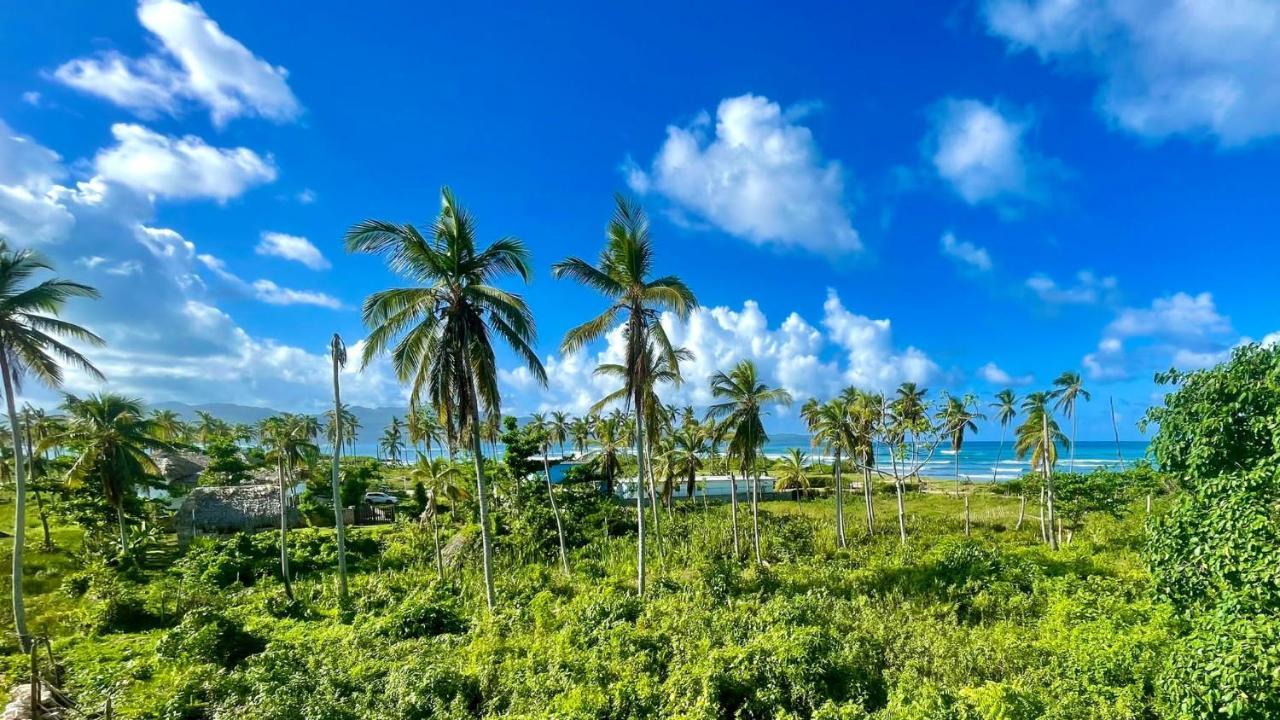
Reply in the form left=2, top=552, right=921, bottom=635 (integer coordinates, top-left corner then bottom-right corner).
left=156, top=608, right=265, bottom=668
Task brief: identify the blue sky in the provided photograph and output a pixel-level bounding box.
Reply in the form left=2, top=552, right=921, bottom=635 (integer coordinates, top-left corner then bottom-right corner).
left=2, top=0, right=1278, bottom=439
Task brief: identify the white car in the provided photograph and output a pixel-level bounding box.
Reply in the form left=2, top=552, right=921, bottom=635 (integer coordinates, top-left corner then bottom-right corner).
left=363, top=491, right=399, bottom=506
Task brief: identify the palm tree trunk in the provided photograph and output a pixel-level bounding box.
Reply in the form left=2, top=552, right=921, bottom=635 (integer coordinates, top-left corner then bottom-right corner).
left=1015, top=494, right=1026, bottom=530
left=750, top=459, right=762, bottom=565
left=2, top=353, right=31, bottom=652
left=728, top=467, right=740, bottom=559
left=963, top=495, right=970, bottom=536
left=116, top=503, right=129, bottom=559
left=833, top=449, right=846, bottom=548
left=632, top=396, right=647, bottom=597
left=32, top=490, right=52, bottom=552
left=278, top=458, right=294, bottom=602
left=863, top=464, right=874, bottom=536
left=1043, top=410, right=1058, bottom=550
left=644, top=437, right=664, bottom=561
left=1069, top=413, right=1077, bottom=472
left=542, top=450, right=569, bottom=574
left=330, top=348, right=349, bottom=605
left=429, top=497, right=444, bottom=580
left=890, top=449, right=906, bottom=543
left=466, top=384, right=497, bottom=609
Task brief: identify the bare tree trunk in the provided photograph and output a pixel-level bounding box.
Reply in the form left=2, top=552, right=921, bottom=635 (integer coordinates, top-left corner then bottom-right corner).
left=2, top=354, right=31, bottom=652
left=728, top=468, right=740, bottom=560
left=542, top=450, right=569, bottom=574
left=32, top=490, right=52, bottom=552
left=895, top=478, right=907, bottom=543
left=751, top=461, right=762, bottom=565
left=644, top=438, right=665, bottom=562
left=1039, top=486, right=1047, bottom=542
left=833, top=449, right=846, bottom=548
left=1015, top=494, right=1026, bottom=530
left=632, top=394, right=648, bottom=596
left=278, top=458, right=294, bottom=602
left=329, top=338, right=349, bottom=606
left=465, top=375, right=497, bottom=610
left=1110, top=396, right=1124, bottom=465
left=429, top=496, right=444, bottom=580
left=863, top=465, right=875, bottom=536
left=1044, top=411, right=1058, bottom=550
left=963, top=495, right=970, bottom=537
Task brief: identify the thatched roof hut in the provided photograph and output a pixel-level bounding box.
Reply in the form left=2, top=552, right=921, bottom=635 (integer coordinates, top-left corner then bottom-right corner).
left=154, top=449, right=208, bottom=488
left=175, top=484, right=299, bottom=546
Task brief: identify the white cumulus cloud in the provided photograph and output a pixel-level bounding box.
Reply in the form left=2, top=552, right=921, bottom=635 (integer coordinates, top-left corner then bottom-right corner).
left=255, top=231, right=329, bottom=270
left=93, top=124, right=276, bottom=201
left=1084, top=291, right=1234, bottom=380
left=1026, top=269, right=1117, bottom=305
left=626, top=94, right=860, bottom=255
left=939, top=231, right=993, bottom=272
left=54, top=0, right=301, bottom=127
left=499, top=290, right=938, bottom=417
left=250, top=279, right=341, bottom=309
left=926, top=98, right=1056, bottom=207
left=977, top=361, right=1033, bottom=386
left=983, top=0, right=1280, bottom=145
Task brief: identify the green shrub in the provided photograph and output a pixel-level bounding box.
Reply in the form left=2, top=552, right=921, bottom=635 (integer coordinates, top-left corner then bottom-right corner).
left=156, top=608, right=265, bottom=668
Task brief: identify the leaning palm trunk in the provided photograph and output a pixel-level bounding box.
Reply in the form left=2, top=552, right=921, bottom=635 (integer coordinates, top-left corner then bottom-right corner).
left=3, top=354, right=30, bottom=652
left=115, top=504, right=129, bottom=560
left=277, top=457, right=294, bottom=602
left=542, top=450, right=569, bottom=574
left=890, top=451, right=907, bottom=543
left=1015, top=494, right=1026, bottom=530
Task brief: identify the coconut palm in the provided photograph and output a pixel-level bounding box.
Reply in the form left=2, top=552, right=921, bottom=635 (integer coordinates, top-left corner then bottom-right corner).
left=529, top=412, right=569, bottom=573
left=407, top=405, right=443, bottom=460
left=328, top=333, right=350, bottom=605
left=937, top=393, right=984, bottom=483
left=584, top=413, right=626, bottom=496
left=48, top=394, right=171, bottom=558
left=1050, top=371, right=1090, bottom=472
left=410, top=454, right=467, bottom=578
left=707, top=417, right=742, bottom=556
left=990, top=390, right=1018, bottom=483
left=804, top=397, right=851, bottom=547
left=0, top=241, right=103, bottom=651
left=669, top=418, right=706, bottom=498
left=21, top=406, right=63, bottom=552
left=148, top=409, right=187, bottom=443
left=346, top=186, right=547, bottom=609
left=193, top=411, right=228, bottom=446
left=1016, top=391, right=1069, bottom=549
left=549, top=411, right=571, bottom=458
left=380, top=417, right=405, bottom=464
left=259, top=414, right=318, bottom=601
left=846, top=390, right=881, bottom=535
left=706, top=360, right=792, bottom=565
left=773, top=448, right=811, bottom=503
left=553, top=195, right=696, bottom=596
left=324, top=403, right=359, bottom=455
left=569, top=416, right=592, bottom=457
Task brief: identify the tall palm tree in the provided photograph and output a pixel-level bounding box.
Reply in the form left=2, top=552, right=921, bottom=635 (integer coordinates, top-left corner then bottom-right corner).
left=773, top=448, right=811, bottom=503
left=324, top=403, right=359, bottom=455
left=706, top=360, right=792, bottom=565
left=48, top=394, right=171, bottom=558
left=584, top=413, right=625, bottom=497
left=670, top=418, right=706, bottom=498
left=804, top=397, right=851, bottom=547
left=346, top=187, right=547, bottom=609
left=1050, top=371, right=1090, bottom=472
left=549, top=411, right=571, bottom=458
left=148, top=409, right=187, bottom=443
left=893, top=382, right=929, bottom=470
left=410, top=454, right=467, bottom=579
left=407, top=405, right=443, bottom=460
left=193, top=411, right=227, bottom=446
left=260, top=414, right=318, bottom=601
left=569, top=416, right=592, bottom=457
left=990, top=389, right=1018, bottom=482
left=553, top=195, right=696, bottom=596
left=1016, top=391, right=1068, bottom=549
left=0, top=241, right=103, bottom=651
left=707, top=417, right=742, bottom=557
left=937, top=393, right=984, bottom=483
left=328, top=333, right=350, bottom=605
left=529, top=412, right=569, bottom=573
left=380, top=417, right=405, bottom=465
